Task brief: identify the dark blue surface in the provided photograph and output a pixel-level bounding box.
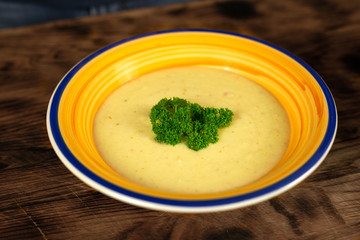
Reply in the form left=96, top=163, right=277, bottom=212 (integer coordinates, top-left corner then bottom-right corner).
left=0, top=0, right=193, bottom=29
left=48, top=29, right=338, bottom=208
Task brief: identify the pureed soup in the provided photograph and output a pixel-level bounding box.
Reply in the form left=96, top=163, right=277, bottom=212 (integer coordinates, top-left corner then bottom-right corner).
left=93, top=67, right=290, bottom=194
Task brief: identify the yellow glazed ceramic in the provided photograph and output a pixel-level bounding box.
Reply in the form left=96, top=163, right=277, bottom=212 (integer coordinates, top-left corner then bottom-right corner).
left=47, top=30, right=337, bottom=212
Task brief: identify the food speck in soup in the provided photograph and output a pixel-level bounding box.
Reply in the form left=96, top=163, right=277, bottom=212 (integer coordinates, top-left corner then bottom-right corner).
left=93, top=67, right=290, bottom=194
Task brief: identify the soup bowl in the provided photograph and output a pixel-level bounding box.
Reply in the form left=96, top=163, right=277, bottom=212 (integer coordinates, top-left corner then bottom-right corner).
left=47, top=29, right=337, bottom=213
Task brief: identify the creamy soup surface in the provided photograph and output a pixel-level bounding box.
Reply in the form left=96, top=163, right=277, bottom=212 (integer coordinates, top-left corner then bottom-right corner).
left=93, top=67, right=290, bottom=194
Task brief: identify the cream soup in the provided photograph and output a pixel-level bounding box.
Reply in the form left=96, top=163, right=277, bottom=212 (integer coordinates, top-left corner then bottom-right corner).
left=93, top=67, right=290, bottom=194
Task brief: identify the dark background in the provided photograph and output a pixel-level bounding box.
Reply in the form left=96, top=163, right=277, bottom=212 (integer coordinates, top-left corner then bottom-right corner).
left=0, top=0, right=194, bottom=29
left=0, top=0, right=359, bottom=239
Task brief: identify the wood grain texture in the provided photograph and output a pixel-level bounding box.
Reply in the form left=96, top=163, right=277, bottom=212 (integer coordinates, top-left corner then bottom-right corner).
left=0, top=0, right=359, bottom=239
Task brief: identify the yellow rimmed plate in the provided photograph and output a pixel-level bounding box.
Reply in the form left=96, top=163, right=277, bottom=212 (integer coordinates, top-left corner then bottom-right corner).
left=46, top=29, right=337, bottom=213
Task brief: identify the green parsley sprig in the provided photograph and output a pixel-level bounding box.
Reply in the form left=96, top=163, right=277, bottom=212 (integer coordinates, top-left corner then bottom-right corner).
left=150, top=97, right=233, bottom=151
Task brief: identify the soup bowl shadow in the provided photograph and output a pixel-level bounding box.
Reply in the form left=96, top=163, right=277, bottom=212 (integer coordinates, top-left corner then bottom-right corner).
left=47, top=29, right=337, bottom=213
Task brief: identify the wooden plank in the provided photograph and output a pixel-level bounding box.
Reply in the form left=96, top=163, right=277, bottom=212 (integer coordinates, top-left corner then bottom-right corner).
left=0, top=0, right=359, bottom=239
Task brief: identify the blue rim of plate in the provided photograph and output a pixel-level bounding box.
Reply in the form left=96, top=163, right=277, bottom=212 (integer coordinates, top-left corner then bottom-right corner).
left=47, top=29, right=338, bottom=209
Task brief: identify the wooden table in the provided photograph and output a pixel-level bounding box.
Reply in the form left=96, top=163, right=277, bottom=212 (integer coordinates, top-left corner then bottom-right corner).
left=1, top=0, right=359, bottom=239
